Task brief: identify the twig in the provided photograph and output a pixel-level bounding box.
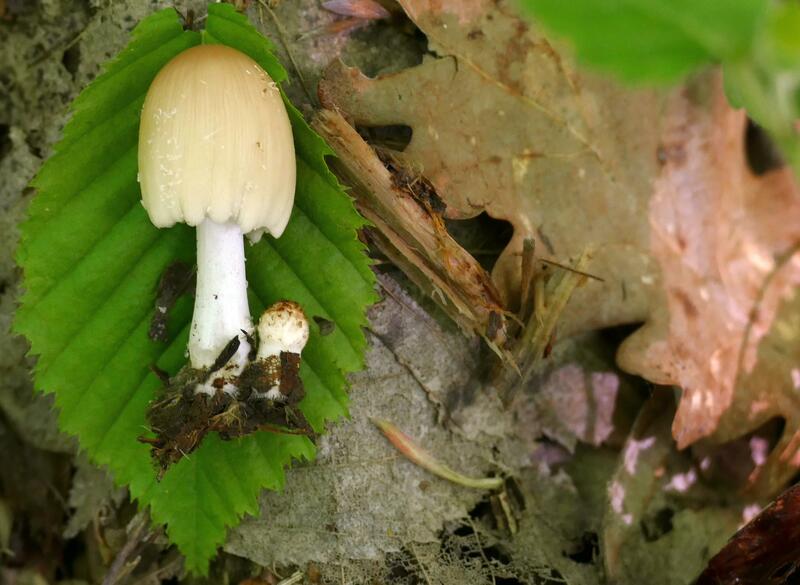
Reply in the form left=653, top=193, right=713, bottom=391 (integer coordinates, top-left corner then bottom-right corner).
left=517, top=251, right=590, bottom=382
left=29, top=26, right=88, bottom=69
left=497, top=491, right=518, bottom=535
left=533, top=277, right=546, bottom=324
left=538, top=257, right=604, bottom=282
left=101, top=511, right=151, bottom=585
left=519, top=238, right=536, bottom=322
left=129, top=552, right=183, bottom=585
left=496, top=250, right=590, bottom=403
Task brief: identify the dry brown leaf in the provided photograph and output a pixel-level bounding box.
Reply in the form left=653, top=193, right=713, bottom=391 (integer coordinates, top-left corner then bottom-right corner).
left=319, top=0, right=667, bottom=339
left=318, top=0, right=800, bottom=493
left=618, top=82, right=800, bottom=440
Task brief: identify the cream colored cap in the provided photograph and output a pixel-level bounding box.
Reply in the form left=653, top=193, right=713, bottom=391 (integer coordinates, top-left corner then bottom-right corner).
left=138, top=44, right=296, bottom=239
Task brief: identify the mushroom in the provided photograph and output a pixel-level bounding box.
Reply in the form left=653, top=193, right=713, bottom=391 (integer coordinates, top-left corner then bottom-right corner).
left=138, top=44, right=296, bottom=393
left=254, top=301, right=309, bottom=402
left=257, top=301, right=310, bottom=359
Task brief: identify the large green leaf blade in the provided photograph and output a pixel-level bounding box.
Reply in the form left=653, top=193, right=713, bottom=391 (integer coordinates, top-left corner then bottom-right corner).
left=520, top=0, right=768, bottom=83
left=15, top=4, right=375, bottom=574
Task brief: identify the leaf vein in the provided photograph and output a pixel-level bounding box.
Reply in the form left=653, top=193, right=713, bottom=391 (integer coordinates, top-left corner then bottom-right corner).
left=40, top=229, right=166, bottom=382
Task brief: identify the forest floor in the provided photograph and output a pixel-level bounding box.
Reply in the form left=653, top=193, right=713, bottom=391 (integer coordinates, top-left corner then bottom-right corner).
left=0, top=1, right=788, bottom=584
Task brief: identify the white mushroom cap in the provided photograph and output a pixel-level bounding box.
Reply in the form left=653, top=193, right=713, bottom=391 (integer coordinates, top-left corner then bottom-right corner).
left=257, top=301, right=310, bottom=358
left=138, top=44, right=296, bottom=240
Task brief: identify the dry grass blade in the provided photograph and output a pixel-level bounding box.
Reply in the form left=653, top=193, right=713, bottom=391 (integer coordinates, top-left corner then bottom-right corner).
left=495, top=251, right=591, bottom=401
left=373, top=418, right=504, bottom=490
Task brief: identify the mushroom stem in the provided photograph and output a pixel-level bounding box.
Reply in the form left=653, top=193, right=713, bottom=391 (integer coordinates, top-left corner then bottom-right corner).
left=189, top=218, right=253, bottom=380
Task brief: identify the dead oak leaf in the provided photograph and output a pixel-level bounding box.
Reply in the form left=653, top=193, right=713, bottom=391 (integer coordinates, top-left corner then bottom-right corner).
left=618, top=80, right=800, bottom=493
left=319, top=0, right=668, bottom=340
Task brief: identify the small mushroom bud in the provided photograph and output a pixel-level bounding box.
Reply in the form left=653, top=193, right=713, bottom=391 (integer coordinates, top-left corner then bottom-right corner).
left=138, top=44, right=296, bottom=394
left=254, top=301, right=309, bottom=402
left=257, top=301, right=310, bottom=359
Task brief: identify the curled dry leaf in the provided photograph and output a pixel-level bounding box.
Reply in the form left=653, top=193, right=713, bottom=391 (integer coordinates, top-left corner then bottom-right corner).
left=322, top=0, right=390, bottom=20
left=320, top=0, right=391, bottom=37
left=617, top=78, right=800, bottom=493
left=319, top=0, right=800, bottom=494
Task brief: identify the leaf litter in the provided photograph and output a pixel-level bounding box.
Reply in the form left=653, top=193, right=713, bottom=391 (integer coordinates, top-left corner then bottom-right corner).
left=617, top=74, right=800, bottom=495
left=311, top=0, right=800, bottom=581
left=6, top=0, right=800, bottom=582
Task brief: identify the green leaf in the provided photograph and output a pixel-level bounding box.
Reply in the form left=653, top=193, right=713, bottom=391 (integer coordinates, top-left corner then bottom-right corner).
left=519, top=0, right=767, bottom=83
left=763, top=3, right=800, bottom=68
left=15, top=4, right=376, bottom=574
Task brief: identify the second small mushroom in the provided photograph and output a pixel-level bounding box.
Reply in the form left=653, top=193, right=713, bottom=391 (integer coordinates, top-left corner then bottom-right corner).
left=254, top=301, right=310, bottom=401
left=138, top=44, right=296, bottom=393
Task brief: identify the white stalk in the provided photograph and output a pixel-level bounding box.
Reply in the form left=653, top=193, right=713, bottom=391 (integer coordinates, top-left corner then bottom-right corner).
left=190, top=219, right=253, bottom=394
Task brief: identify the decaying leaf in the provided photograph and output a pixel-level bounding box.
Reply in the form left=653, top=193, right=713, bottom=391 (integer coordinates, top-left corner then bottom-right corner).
left=519, top=362, right=619, bottom=452
left=602, top=394, right=741, bottom=584
left=318, top=0, right=800, bottom=494
left=617, top=78, right=800, bottom=493
left=319, top=0, right=666, bottom=339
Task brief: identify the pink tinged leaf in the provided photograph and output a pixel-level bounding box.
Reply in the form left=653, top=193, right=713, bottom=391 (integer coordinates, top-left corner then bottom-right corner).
left=618, top=74, right=800, bottom=461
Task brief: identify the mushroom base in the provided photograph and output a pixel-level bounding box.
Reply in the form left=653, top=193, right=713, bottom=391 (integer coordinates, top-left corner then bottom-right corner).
left=141, top=351, right=313, bottom=474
